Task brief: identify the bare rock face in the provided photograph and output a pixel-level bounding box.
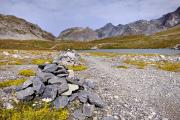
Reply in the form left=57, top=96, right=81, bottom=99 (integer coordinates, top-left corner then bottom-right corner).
left=57, top=27, right=98, bottom=41
left=96, top=7, right=180, bottom=38
left=0, top=14, right=55, bottom=40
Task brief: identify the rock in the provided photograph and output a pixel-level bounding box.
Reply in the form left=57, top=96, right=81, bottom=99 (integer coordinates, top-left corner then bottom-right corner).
left=66, top=77, right=85, bottom=86
left=3, top=51, right=10, bottom=56
left=53, top=96, right=69, bottom=109
left=3, top=102, right=14, bottom=109
left=68, top=93, right=78, bottom=102
left=16, top=87, right=34, bottom=100
left=78, top=91, right=89, bottom=103
left=42, top=64, right=58, bottom=73
left=48, top=76, right=66, bottom=84
left=21, top=78, right=33, bottom=89
left=88, top=92, right=104, bottom=108
left=53, top=69, right=68, bottom=75
left=37, top=72, right=54, bottom=82
left=42, top=85, right=57, bottom=101
left=32, top=77, right=45, bottom=95
left=82, top=104, right=94, bottom=117
left=57, top=73, right=69, bottom=78
left=73, top=109, right=86, bottom=120
left=68, top=70, right=75, bottom=78
left=38, top=64, right=47, bottom=70
left=84, top=80, right=96, bottom=89
left=102, top=116, right=115, bottom=120
left=62, top=84, right=79, bottom=96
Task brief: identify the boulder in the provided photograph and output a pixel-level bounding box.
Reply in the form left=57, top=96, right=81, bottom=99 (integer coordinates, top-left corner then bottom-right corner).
left=88, top=92, right=105, bottom=108
left=66, top=77, right=85, bottom=86
left=16, top=87, right=34, bottom=100
left=78, top=91, right=89, bottom=103
left=32, top=77, right=45, bottom=95
left=57, top=73, right=69, bottom=78
left=53, top=96, right=69, bottom=109
left=68, top=93, right=78, bottom=102
left=73, top=109, right=86, bottom=120
left=83, top=80, right=96, bottom=90
left=42, top=64, right=58, bottom=73
left=37, top=72, right=54, bottom=82
left=62, top=84, right=79, bottom=96
left=21, top=78, right=33, bottom=89
left=82, top=104, right=94, bottom=117
left=42, top=85, right=58, bottom=101
left=48, top=76, right=66, bottom=84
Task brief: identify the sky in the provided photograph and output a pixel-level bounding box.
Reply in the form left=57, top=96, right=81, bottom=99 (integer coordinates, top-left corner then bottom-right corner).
left=0, top=0, right=180, bottom=36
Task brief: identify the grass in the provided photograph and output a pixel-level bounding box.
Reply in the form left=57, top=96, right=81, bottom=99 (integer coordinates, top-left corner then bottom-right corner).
left=124, top=59, right=180, bottom=72
left=32, top=59, right=52, bottom=65
left=0, top=58, right=23, bottom=65
left=116, top=65, right=129, bottom=69
left=0, top=102, right=68, bottom=120
left=0, top=26, right=179, bottom=50
left=88, top=52, right=119, bottom=57
left=68, top=65, right=88, bottom=71
left=0, top=79, right=26, bottom=88
left=19, top=69, right=36, bottom=77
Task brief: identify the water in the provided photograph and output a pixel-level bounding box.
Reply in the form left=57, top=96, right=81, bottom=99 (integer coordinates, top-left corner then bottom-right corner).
left=80, top=49, right=180, bottom=55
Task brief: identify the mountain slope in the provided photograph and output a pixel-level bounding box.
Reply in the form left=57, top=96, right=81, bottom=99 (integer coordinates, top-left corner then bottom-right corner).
left=0, top=14, right=55, bottom=40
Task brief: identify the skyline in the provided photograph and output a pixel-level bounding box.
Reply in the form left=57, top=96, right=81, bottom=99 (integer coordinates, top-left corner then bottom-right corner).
left=0, top=0, right=180, bottom=36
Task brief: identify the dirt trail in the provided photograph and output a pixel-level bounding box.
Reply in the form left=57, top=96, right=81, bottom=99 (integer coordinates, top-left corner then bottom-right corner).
left=79, top=55, right=180, bottom=120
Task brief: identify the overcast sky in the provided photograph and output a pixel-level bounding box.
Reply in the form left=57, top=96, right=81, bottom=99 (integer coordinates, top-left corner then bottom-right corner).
left=0, top=0, right=180, bottom=36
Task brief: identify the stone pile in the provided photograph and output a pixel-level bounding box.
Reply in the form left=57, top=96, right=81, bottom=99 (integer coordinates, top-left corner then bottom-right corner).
left=16, top=50, right=104, bottom=119
left=53, top=49, right=81, bottom=66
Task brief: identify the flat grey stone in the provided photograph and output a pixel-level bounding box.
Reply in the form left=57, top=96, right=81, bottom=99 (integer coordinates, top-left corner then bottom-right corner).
left=42, top=64, right=58, bottom=73
left=83, top=104, right=94, bottom=117
left=78, top=91, right=89, bottom=103
left=62, top=84, right=79, bottom=96
left=54, top=82, right=69, bottom=95
left=32, top=77, right=45, bottom=95
left=66, top=77, right=85, bottom=86
left=48, top=76, right=66, bottom=84
left=16, top=87, right=34, bottom=100
left=84, top=80, right=96, bottom=89
left=21, top=78, right=33, bottom=89
left=88, top=92, right=105, bottom=108
left=68, top=93, right=78, bottom=102
left=42, top=85, right=57, bottom=101
left=37, top=72, right=54, bottom=82
left=73, top=109, right=86, bottom=120
left=57, top=73, right=69, bottom=78
left=53, top=96, right=69, bottom=109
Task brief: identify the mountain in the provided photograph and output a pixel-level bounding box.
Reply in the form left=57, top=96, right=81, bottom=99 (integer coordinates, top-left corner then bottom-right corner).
left=0, top=14, right=55, bottom=40
left=57, top=27, right=98, bottom=41
left=96, top=7, right=180, bottom=39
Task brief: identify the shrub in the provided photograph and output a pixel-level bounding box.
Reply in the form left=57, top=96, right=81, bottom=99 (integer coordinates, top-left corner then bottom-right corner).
left=124, top=60, right=147, bottom=69
left=0, top=102, right=68, bottom=120
left=156, top=62, right=180, bottom=72
left=0, top=79, right=26, bottom=88
left=68, top=65, right=88, bottom=71
left=19, top=69, right=36, bottom=77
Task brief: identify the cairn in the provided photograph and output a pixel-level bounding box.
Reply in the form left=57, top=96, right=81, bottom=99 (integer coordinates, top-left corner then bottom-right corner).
left=16, top=50, right=104, bottom=119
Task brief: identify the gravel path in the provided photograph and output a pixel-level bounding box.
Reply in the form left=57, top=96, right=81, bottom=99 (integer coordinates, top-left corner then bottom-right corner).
left=78, top=55, right=180, bottom=120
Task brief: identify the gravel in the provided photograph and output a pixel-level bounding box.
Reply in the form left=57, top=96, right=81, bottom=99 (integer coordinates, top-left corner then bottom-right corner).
left=77, top=55, right=180, bottom=120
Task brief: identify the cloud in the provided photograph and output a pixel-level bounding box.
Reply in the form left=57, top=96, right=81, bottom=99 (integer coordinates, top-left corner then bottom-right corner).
left=0, top=0, right=180, bottom=36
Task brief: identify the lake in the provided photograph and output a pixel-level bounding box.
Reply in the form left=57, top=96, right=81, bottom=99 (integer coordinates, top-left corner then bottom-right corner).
left=80, top=49, right=180, bottom=55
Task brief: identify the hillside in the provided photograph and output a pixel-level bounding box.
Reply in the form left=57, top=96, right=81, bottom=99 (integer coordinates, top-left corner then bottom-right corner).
left=0, top=14, right=55, bottom=40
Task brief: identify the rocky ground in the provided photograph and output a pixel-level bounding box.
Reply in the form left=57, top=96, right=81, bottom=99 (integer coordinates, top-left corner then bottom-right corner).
left=77, top=54, right=180, bottom=120
left=0, top=50, right=180, bottom=120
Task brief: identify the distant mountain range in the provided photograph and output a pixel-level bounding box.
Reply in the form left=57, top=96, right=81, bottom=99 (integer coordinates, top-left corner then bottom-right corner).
left=0, top=7, right=179, bottom=41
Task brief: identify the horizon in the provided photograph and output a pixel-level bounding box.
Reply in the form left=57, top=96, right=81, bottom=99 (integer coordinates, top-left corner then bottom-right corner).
left=0, top=0, right=180, bottom=36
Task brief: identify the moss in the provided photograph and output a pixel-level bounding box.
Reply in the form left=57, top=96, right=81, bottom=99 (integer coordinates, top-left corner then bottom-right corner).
left=0, top=79, right=26, bottom=88
left=156, top=62, right=180, bottom=72
left=19, top=69, right=36, bottom=77
left=116, top=65, right=129, bottom=69
left=124, top=60, right=148, bottom=69
left=0, top=102, right=68, bottom=120
left=68, top=65, right=88, bottom=71
left=32, top=59, right=52, bottom=65
left=88, top=52, right=119, bottom=58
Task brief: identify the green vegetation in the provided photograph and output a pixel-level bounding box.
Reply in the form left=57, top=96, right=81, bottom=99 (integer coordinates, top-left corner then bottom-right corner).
left=32, top=59, right=52, bottom=65
left=88, top=52, right=119, bottom=57
left=0, top=79, right=26, bottom=88
left=0, top=26, right=179, bottom=50
left=124, top=59, right=180, bottom=72
left=19, top=69, right=36, bottom=77
left=68, top=65, right=88, bottom=71
left=116, top=65, right=129, bottom=69
left=0, top=102, right=68, bottom=120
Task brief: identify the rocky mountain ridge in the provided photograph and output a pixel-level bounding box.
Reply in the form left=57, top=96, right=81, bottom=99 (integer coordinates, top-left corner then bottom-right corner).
left=0, top=14, right=55, bottom=40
